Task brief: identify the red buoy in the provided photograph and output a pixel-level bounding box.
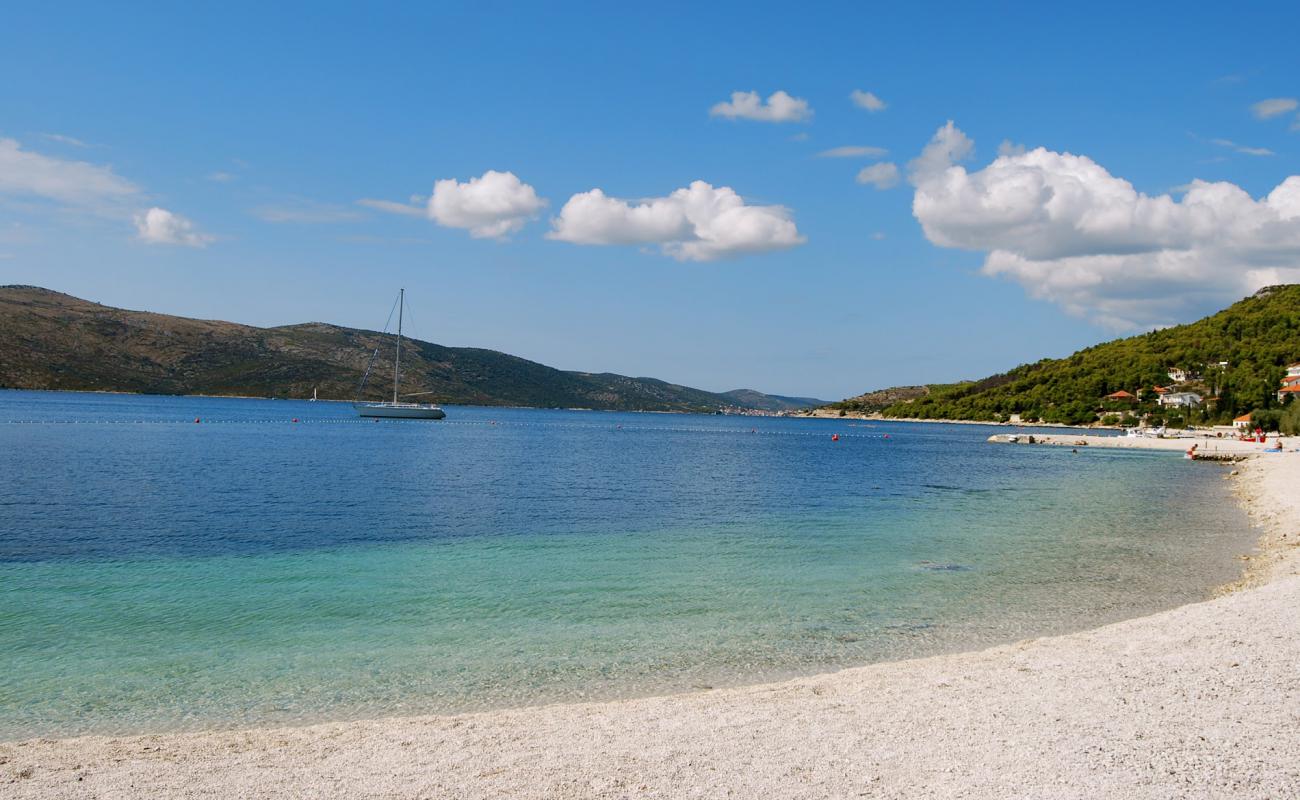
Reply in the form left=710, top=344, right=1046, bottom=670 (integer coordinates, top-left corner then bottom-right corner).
left=194, top=417, right=201, bottom=424
left=291, top=418, right=299, bottom=423
left=831, top=433, right=840, bottom=441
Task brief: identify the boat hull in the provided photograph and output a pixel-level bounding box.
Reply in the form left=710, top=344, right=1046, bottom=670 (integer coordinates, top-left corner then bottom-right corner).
left=353, top=403, right=446, bottom=419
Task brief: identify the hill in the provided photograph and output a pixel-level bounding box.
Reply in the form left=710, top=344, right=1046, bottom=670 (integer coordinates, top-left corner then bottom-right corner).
left=824, top=285, right=1300, bottom=427
left=719, top=388, right=829, bottom=412
left=0, top=286, right=818, bottom=413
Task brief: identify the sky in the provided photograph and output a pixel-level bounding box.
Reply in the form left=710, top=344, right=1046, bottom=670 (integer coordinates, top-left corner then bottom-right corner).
left=2, top=2, right=1300, bottom=400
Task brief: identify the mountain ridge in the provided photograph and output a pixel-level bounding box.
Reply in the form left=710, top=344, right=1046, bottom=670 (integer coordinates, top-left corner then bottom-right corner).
left=0, top=286, right=827, bottom=413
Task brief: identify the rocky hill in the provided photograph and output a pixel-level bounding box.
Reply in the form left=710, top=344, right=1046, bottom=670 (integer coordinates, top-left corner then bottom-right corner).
left=0, top=286, right=819, bottom=413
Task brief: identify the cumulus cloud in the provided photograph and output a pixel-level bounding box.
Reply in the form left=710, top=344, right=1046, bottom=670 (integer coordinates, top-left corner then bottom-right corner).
left=1251, top=97, right=1298, bottom=120
left=908, top=122, right=1300, bottom=328
left=710, top=90, right=811, bottom=123
left=134, top=207, right=213, bottom=247
left=856, top=162, right=900, bottom=189
left=428, top=170, right=546, bottom=238
left=548, top=180, right=805, bottom=261
left=849, top=89, right=886, bottom=112
left=817, top=145, right=888, bottom=158
left=997, top=140, right=1027, bottom=157
left=0, top=137, right=138, bottom=210
left=907, top=120, right=974, bottom=184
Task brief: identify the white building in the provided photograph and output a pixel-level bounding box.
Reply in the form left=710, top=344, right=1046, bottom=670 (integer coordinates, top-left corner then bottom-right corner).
left=1167, top=367, right=1200, bottom=383
left=1157, top=392, right=1202, bottom=408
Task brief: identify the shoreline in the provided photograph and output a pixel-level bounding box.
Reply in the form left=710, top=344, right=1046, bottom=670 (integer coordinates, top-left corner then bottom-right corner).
left=802, top=407, right=1125, bottom=429
left=3, top=458, right=1297, bottom=797
left=0, top=387, right=785, bottom=416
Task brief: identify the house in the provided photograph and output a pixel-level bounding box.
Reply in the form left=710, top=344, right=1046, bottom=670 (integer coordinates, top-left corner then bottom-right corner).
left=1152, top=386, right=1170, bottom=395
left=1276, top=364, right=1300, bottom=401
left=1233, top=413, right=1253, bottom=430
left=1167, top=368, right=1199, bottom=383
left=1157, top=392, right=1202, bottom=408
left=1102, top=390, right=1137, bottom=403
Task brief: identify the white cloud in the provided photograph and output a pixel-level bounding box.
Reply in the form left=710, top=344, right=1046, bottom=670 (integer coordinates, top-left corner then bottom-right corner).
left=997, top=140, right=1026, bottom=157
left=908, top=122, right=1300, bottom=328
left=207, top=171, right=235, bottom=183
left=1251, top=97, right=1298, bottom=120
left=357, top=197, right=425, bottom=217
left=856, top=162, right=901, bottom=189
left=40, top=133, right=90, bottom=148
left=0, top=138, right=215, bottom=246
left=871, top=231, right=886, bottom=240
left=907, top=120, right=974, bottom=184
left=0, top=137, right=138, bottom=209
left=849, top=89, right=886, bottom=112
left=710, top=90, right=812, bottom=123
left=548, top=180, right=805, bottom=261
left=428, top=170, right=546, bottom=239
left=817, top=145, right=888, bottom=158
left=253, top=200, right=362, bottom=223
left=1211, top=138, right=1274, bottom=157
left=134, top=207, right=212, bottom=247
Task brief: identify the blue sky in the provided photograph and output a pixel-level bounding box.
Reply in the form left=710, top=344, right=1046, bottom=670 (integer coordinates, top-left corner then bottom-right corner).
left=2, top=2, right=1299, bottom=400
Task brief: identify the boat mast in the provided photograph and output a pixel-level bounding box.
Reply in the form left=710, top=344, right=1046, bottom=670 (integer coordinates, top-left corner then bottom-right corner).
left=392, top=288, right=403, bottom=404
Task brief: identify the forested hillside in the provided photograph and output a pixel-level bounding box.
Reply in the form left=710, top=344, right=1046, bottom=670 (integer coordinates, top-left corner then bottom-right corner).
left=828, top=285, right=1300, bottom=427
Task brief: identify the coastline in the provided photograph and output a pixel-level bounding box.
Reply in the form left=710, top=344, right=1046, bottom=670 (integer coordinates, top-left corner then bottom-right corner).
left=802, top=407, right=1125, bottom=429
left=3, top=457, right=1297, bottom=798
left=0, top=387, right=763, bottom=416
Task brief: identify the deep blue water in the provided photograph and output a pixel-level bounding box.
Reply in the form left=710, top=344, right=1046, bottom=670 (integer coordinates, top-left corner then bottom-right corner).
left=0, top=390, right=1256, bottom=738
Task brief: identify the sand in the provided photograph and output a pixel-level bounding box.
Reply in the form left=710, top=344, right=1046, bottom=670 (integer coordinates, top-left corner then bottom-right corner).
left=4, top=456, right=1298, bottom=799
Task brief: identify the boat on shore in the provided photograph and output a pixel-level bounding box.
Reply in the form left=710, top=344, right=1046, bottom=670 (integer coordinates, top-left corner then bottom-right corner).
left=353, top=288, right=446, bottom=420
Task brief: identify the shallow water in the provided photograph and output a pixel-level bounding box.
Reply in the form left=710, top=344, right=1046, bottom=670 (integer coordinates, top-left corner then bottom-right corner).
left=0, top=391, right=1256, bottom=739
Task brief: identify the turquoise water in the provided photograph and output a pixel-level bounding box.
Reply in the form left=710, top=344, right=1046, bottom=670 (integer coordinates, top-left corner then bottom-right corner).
left=0, top=391, right=1255, bottom=739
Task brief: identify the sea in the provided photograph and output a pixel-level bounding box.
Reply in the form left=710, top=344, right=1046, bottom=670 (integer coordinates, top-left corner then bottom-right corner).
left=0, top=390, right=1257, bottom=740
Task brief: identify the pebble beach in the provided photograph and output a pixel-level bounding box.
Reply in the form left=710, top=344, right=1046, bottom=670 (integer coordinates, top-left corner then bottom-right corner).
left=3, top=453, right=1297, bottom=799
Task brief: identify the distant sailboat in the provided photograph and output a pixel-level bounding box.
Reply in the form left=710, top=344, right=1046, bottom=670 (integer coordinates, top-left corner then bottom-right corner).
left=353, top=288, right=446, bottom=420
left=309, top=387, right=318, bottom=402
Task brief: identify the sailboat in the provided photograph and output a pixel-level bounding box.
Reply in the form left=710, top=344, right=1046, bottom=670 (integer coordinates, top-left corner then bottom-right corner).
left=353, top=288, right=447, bottom=420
